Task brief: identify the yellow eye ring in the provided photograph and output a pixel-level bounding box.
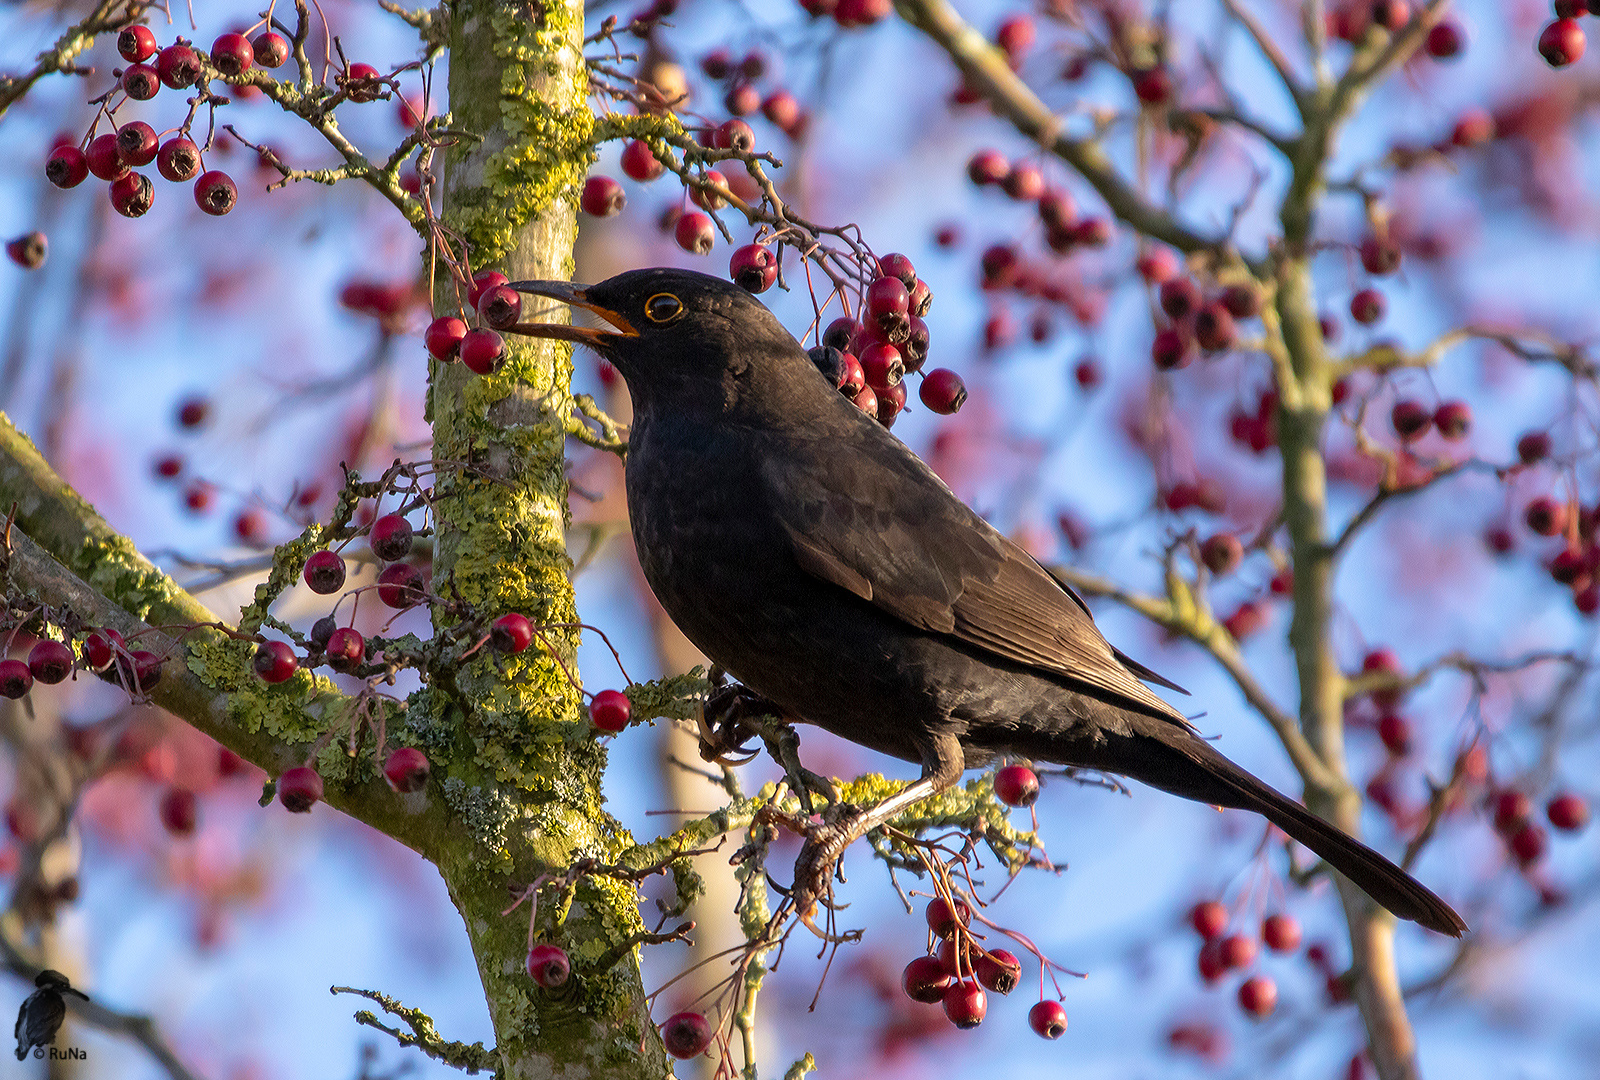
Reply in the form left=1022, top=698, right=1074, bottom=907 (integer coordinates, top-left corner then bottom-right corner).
left=645, top=292, right=684, bottom=323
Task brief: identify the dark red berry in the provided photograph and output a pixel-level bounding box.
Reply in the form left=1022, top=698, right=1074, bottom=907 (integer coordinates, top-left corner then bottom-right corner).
left=461, top=329, right=507, bottom=375
left=1190, top=901, right=1227, bottom=940
left=868, top=275, right=910, bottom=326
left=729, top=244, right=777, bottom=293
left=661, top=1012, right=712, bottom=1059
left=1425, top=20, right=1464, bottom=58
left=491, top=613, right=533, bottom=654
left=27, top=640, right=73, bottom=684
left=87, top=134, right=129, bottom=182
left=467, top=270, right=508, bottom=309
left=1220, top=283, right=1262, bottom=318
left=46, top=146, right=88, bottom=189
left=919, top=369, right=967, bottom=415
left=1547, top=793, right=1589, bottom=832
left=211, top=33, right=255, bottom=76
left=1525, top=496, right=1567, bottom=537
left=1159, top=278, right=1200, bottom=320
left=1509, top=821, right=1547, bottom=865
left=674, top=211, right=715, bottom=255
left=110, top=172, right=154, bottom=218
left=993, top=764, right=1039, bottom=807
left=925, top=896, right=970, bottom=938
left=277, top=766, right=323, bottom=812
left=253, top=640, right=298, bottom=683
left=1001, top=161, right=1045, bottom=201
left=860, top=343, right=904, bottom=390
left=1349, top=288, right=1385, bottom=324
left=1518, top=431, right=1552, bottom=464
left=1073, top=357, right=1102, bottom=389
left=1550, top=548, right=1588, bottom=585
left=591, top=689, right=631, bottom=732
left=619, top=140, right=663, bottom=181
left=157, top=43, right=202, bottom=88
left=724, top=82, right=760, bottom=116
left=1029, top=1000, right=1068, bottom=1039
left=156, top=137, right=201, bottom=182
left=1390, top=400, right=1430, bottom=441
left=1433, top=400, right=1471, bottom=440
left=1377, top=712, right=1412, bottom=756
left=376, top=563, right=424, bottom=608
left=942, top=979, right=986, bottom=1029
left=302, top=550, right=346, bottom=594
left=1370, top=0, right=1409, bottom=29
left=1360, top=234, right=1401, bottom=275
left=253, top=31, right=290, bottom=68
left=1539, top=18, right=1585, bottom=67
left=159, top=788, right=197, bottom=835
left=115, top=121, right=158, bottom=167
left=852, top=383, right=878, bottom=417
left=5, top=232, right=47, bottom=270
left=81, top=629, right=123, bottom=671
left=119, top=25, right=158, bottom=63
left=713, top=118, right=755, bottom=153
left=1219, top=933, right=1256, bottom=969
left=1237, top=975, right=1277, bottom=1018
left=344, top=62, right=382, bottom=102
left=1194, top=302, right=1237, bottom=352
left=526, top=943, right=571, bottom=988
left=1136, top=249, right=1179, bottom=285
left=1132, top=65, right=1173, bottom=105
left=876, top=380, right=906, bottom=427
left=369, top=515, right=414, bottom=561
left=384, top=747, right=431, bottom=793
left=762, top=90, right=801, bottom=130
left=194, top=171, right=237, bottom=216
left=325, top=627, right=365, bottom=673
left=425, top=316, right=468, bottom=361
left=1262, top=913, right=1301, bottom=952
left=121, top=63, right=160, bottom=100
left=1151, top=327, right=1195, bottom=370
left=1200, top=534, right=1244, bottom=575
left=580, top=175, right=625, bottom=217
left=477, top=284, right=522, bottom=330
left=967, top=149, right=1009, bottom=186
left=1493, top=789, right=1532, bottom=834
left=975, top=949, right=1020, bottom=995
left=903, top=955, right=953, bottom=1003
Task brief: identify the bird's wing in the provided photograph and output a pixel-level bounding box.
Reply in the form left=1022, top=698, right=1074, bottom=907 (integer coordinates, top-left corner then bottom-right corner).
left=763, top=442, right=1193, bottom=729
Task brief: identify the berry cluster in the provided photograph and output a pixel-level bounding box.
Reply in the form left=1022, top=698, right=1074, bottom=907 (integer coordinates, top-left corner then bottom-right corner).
left=423, top=270, right=528, bottom=376
left=1188, top=900, right=1301, bottom=1019
left=695, top=48, right=809, bottom=139
left=1149, top=272, right=1262, bottom=371
left=1324, top=3, right=1467, bottom=62
left=1480, top=432, right=1600, bottom=616
left=795, top=0, right=893, bottom=30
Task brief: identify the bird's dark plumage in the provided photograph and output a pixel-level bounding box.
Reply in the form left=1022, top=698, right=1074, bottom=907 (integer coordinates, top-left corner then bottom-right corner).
left=14, top=970, right=83, bottom=1060
left=514, top=267, right=1466, bottom=938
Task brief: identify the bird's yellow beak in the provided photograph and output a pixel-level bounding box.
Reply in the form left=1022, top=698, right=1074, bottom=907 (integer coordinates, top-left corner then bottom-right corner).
left=505, top=280, right=640, bottom=347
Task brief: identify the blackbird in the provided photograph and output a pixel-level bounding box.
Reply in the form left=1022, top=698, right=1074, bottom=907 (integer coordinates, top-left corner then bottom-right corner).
left=14, top=970, right=86, bottom=1060
left=511, top=267, right=1466, bottom=938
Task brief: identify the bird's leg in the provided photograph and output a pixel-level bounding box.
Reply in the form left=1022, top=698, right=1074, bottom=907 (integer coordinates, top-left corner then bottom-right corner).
left=790, top=734, right=964, bottom=932
left=747, top=714, right=839, bottom=816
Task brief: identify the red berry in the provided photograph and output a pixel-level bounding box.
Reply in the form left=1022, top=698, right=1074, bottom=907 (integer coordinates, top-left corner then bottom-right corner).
left=1377, top=713, right=1412, bottom=756
left=1370, top=0, right=1409, bottom=29
left=1433, top=401, right=1471, bottom=439
left=713, top=118, right=755, bottom=153
left=1132, top=65, right=1173, bottom=105
left=661, top=1012, right=712, bottom=1059
left=967, top=149, right=1009, bottom=186
left=1159, top=278, right=1200, bottom=319
left=1539, top=18, right=1585, bottom=67
left=526, top=943, right=571, bottom=988
left=477, top=285, right=522, bottom=330
left=729, top=244, right=777, bottom=293
left=1194, top=302, right=1237, bottom=352
left=1426, top=20, right=1464, bottom=58
left=691, top=170, right=729, bottom=212
left=619, top=140, right=663, bottom=181
left=851, top=383, right=878, bottom=418
left=1493, top=789, right=1532, bottom=834
left=27, top=640, right=73, bottom=685
left=1525, top=497, right=1568, bottom=537
left=1237, top=975, right=1278, bottom=1018
left=590, top=689, right=631, bottom=732
left=0, top=660, right=35, bottom=699
left=110, top=172, right=154, bottom=218
left=1547, top=793, right=1589, bottom=832
left=278, top=766, right=324, bottom=812
left=461, top=329, right=507, bottom=375
left=1074, top=217, right=1112, bottom=247
left=1073, top=357, right=1102, bottom=389
left=925, top=896, right=970, bottom=938
left=157, top=137, right=201, bottom=182
left=345, top=62, right=382, bottom=102
left=467, top=270, right=508, bottom=309
left=724, top=82, right=760, bottom=115
left=1509, top=821, right=1547, bottom=865
left=46, top=146, right=89, bottom=189
left=1001, top=161, right=1045, bottom=201
left=876, top=380, right=906, bottom=427
left=87, top=134, right=129, bottom=182
left=384, top=747, right=431, bottom=793
left=1029, top=1000, right=1068, bottom=1039
left=159, top=788, right=198, bottom=835
left=1452, top=109, right=1495, bottom=147
left=81, top=629, right=123, bottom=671
left=941, top=979, right=986, bottom=1029
left=993, top=764, right=1039, bottom=807
left=1220, top=283, right=1262, bottom=318
left=425, top=316, right=468, bottom=361
left=1219, top=932, right=1256, bottom=970
left=1518, top=431, right=1552, bottom=464
left=115, top=122, right=158, bottom=167
left=903, top=955, right=953, bottom=1003
left=860, top=343, right=905, bottom=391
left=1151, top=327, right=1195, bottom=370
left=482, top=614, right=530, bottom=656
left=674, top=211, right=715, bottom=255
left=121, top=63, right=160, bottom=100
left=194, top=171, right=238, bottom=216
left=210, top=32, right=255, bottom=76
left=975, top=948, right=1020, bottom=995
left=919, top=369, right=967, bottom=415
left=762, top=90, right=800, bottom=130
left=1349, top=288, right=1385, bottom=324
left=377, top=562, right=425, bottom=608
left=325, top=627, right=366, bottom=673
left=1390, top=400, right=1430, bottom=441
left=369, top=515, right=414, bottom=561
left=996, top=13, right=1035, bottom=59
left=253, top=31, right=290, bottom=68
left=1136, top=248, right=1178, bottom=284
left=301, top=551, right=345, bottom=595
left=1262, top=913, right=1301, bottom=952
left=580, top=175, right=625, bottom=217
left=1359, top=235, right=1400, bottom=276
left=119, top=25, right=158, bottom=62
left=156, top=43, right=202, bottom=88
left=253, top=640, right=298, bottom=683
left=1223, top=600, right=1269, bottom=641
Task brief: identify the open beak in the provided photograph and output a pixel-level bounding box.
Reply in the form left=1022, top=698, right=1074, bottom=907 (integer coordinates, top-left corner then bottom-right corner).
left=505, top=280, right=639, bottom=349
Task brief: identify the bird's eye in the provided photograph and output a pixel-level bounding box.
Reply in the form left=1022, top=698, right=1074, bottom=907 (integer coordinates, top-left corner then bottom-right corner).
left=645, top=292, right=683, bottom=323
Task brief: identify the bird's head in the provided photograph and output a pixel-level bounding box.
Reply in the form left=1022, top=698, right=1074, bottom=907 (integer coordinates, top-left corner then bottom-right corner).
left=509, top=267, right=819, bottom=416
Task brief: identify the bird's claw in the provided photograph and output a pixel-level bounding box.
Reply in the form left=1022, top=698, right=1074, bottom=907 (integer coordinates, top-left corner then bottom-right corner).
left=789, top=806, right=867, bottom=931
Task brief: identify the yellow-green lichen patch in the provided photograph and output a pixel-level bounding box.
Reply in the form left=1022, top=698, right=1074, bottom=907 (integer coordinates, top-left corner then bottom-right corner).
left=75, top=534, right=187, bottom=622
